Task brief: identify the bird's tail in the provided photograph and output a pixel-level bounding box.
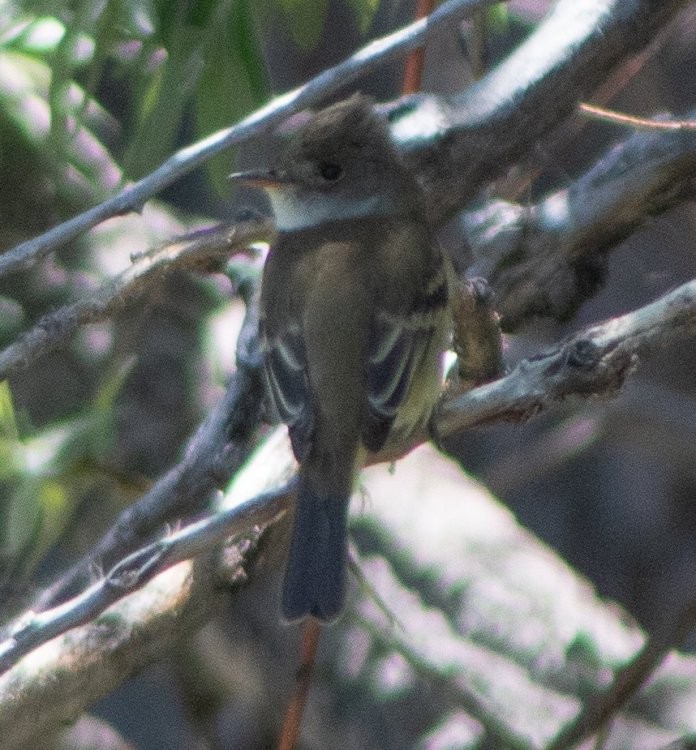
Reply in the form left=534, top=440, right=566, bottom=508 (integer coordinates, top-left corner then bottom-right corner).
left=281, top=475, right=349, bottom=623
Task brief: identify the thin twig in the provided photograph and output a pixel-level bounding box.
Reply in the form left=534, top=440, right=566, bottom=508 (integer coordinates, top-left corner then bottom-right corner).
left=396, top=0, right=688, bottom=223
left=547, top=597, right=696, bottom=750
left=277, top=619, right=322, bottom=750
left=32, top=294, right=267, bottom=611
left=0, top=482, right=293, bottom=675
left=580, top=102, right=696, bottom=131
left=401, top=0, right=435, bottom=94
left=465, top=106, right=696, bottom=328
left=0, top=218, right=272, bottom=380
left=437, top=279, right=696, bottom=437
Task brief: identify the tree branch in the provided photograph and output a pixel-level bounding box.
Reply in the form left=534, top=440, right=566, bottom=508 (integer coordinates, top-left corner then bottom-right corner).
left=548, top=597, right=696, bottom=750
left=4, top=100, right=694, bottom=381
left=32, top=295, right=267, bottom=611
left=349, top=448, right=696, bottom=749
left=465, top=107, right=696, bottom=328
left=0, top=1, right=689, bottom=382
left=0, top=557, right=219, bottom=749
left=0, top=0, right=501, bottom=278
left=1, top=0, right=686, bottom=279
left=437, top=279, right=696, bottom=436
left=3, top=276, right=695, bottom=686
left=393, top=0, right=690, bottom=222
left=0, top=483, right=290, bottom=675
left=0, top=218, right=273, bottom=380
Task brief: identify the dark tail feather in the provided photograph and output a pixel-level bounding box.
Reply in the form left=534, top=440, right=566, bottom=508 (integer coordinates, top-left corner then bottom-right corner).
left=282, top=478, right=349, bottom=623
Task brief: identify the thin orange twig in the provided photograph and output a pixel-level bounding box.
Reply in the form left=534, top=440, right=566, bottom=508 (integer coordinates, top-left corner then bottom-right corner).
left=579, top=102, right=696, bottom=131
left=402, top=0, right=436, bottom=94
left=277, top=618, right=322, bottom=750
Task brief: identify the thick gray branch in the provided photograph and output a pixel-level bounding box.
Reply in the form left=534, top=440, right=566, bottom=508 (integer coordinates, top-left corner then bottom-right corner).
left=465, top=111, right=696, bottom=328
left=0, top=484, right=290, bottom=675
left=394, top=0, right=690, bottom=222
left=351, top=449, right=696, bottom=749
left=0, top=557, right=220, bottom=750
left=437, top=279, right=696, bottom=436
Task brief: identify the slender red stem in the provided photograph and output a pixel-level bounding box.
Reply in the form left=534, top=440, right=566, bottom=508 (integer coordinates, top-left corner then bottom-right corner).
left=277, top=618, right=322, bottom=750
left=402, top=0, right=435, bottom=94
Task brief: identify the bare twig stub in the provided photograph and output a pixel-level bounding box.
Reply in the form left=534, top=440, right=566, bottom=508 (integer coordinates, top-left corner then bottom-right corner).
left=580, top=102, right=696, bottom=131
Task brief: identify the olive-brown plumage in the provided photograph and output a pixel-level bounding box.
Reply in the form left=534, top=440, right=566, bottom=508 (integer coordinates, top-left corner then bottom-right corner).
left=232, top=95, right=451, bottom=622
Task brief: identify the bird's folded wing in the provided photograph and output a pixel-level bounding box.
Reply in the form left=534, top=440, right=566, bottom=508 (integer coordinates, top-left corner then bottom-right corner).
left=362, top=309, right=434, bottom=453
left=262, top=322, right=313, bottom=462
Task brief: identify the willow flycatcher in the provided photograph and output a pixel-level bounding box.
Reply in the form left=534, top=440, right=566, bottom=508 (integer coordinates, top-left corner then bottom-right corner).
left=230, top=94, right=452, bottom=622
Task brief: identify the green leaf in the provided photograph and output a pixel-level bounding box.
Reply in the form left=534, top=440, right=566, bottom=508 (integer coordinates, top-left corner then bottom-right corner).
left=230, top=0, right=268, bottom=105
left=0, top=381, right=18, bottom=442
left=485, top=3, right=509, bottom=33
left=114, top=0, right=156, bottom=39
left=0, top=382, right=20, bottom=480
left=122, top=23, right=205, bottom=179
left=18, top=359, right=128, bottom=479
left=346, top=0, right=379, bottom=35
left=195, top=0, right=269, bottom=195
left=2, top=476, right=73, bottom=582
left=0, top=49, right=122, bottom=204
left=276, top=0, right=327, bottom=51
left=2, top=477, right=44, bottom=562
left=0, top=359, right=131, bottom=580
left=1, top=16, right=66, bottom=54
left=0, top=440, right=19, bottom=479
left=0, top=295, right=25, bottom=343
left=92, top=356, right=136, bottom=416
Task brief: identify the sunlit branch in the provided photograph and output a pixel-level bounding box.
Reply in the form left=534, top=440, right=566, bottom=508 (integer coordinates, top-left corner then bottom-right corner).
left=3, top=277, right=695, bottom=678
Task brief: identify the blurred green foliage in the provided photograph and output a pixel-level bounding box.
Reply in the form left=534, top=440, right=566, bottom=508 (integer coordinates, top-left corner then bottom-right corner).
left=276, top=0, right=329, bottom=50
left=0, top=0, right=383, bottom=207
left=0, top=363, right=130, bottom=589
left=347, top=0, right=380, bottom=35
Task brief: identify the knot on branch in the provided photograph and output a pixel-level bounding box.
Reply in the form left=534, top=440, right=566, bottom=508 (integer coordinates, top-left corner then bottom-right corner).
left=565, top=338, right=600, bottom=370
left=549, top=335, right=636, bottom=400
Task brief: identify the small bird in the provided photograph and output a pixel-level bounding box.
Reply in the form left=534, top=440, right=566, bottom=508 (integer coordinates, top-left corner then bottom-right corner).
left=230, top=94, right=452, bottom=622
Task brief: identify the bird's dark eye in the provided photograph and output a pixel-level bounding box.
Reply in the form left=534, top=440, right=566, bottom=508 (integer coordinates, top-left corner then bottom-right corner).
left=318, top=161, right=343, bottom=181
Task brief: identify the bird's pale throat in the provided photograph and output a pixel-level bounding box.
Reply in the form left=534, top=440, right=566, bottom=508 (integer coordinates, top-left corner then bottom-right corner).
left=267, top=188, right=398, bottom=231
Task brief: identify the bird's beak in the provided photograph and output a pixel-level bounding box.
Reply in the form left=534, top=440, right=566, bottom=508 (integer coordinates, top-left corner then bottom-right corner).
left=227, top=168, right=290, bottom=190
